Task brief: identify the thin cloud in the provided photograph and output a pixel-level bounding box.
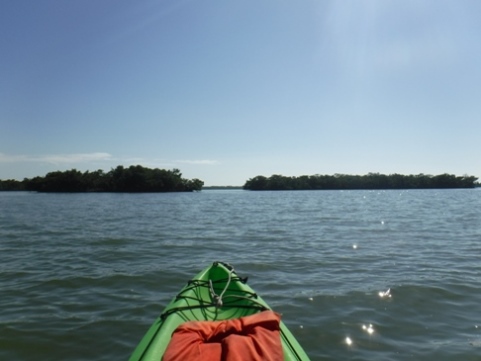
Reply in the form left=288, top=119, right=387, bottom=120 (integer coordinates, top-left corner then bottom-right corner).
left=0, top=153, right=219, bottom=170
left=0, top=152, right=113, bottom=164
left=174, top=159, right=220, bottom=165
left=0, top=153, right=29, bottom=162
left=41, top=153, right=113, bottom=164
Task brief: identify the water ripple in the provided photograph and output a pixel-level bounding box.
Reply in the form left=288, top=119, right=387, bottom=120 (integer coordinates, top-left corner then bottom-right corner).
left=1, top=190, right=480, bottom=360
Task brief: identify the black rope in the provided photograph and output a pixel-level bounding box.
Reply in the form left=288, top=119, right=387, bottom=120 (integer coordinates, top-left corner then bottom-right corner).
left=178, top=278, right=255, bottom=299
left=160, top=303, right=268, bottom=321
left=160, top=275, right=267, bottom=321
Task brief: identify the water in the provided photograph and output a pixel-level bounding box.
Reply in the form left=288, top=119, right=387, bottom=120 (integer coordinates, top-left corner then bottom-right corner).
left=1, top=189, right=480, bottom=360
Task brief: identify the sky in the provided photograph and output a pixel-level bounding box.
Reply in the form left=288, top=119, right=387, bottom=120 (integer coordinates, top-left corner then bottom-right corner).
left=1, top=0, right=480, bottom=186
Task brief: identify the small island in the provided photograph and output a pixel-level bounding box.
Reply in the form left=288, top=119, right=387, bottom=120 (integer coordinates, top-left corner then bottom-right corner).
left=0, top=165, right=204, bottom=192
left=243, top=173, right=479, bottom=191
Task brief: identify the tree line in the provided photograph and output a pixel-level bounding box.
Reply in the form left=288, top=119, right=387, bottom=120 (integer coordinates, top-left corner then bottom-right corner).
left=243, top=173, right=479, bottom=191
left=0, top=166, right=204, bottom=192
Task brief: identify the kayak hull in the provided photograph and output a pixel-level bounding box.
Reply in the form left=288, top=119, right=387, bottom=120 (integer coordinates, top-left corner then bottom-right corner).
left=128, top=262, right=310, bottom=361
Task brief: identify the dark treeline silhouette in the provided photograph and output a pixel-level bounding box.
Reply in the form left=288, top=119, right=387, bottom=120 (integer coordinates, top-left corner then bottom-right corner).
left=0, top=179, right=25, bottom=191
left=243, top=173, right=479, bottom=190
left=0, top=166, right=204, bottom=192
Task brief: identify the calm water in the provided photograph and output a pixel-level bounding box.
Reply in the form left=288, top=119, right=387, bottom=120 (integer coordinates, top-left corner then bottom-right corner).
left=1, top=189, right=481, bottom=360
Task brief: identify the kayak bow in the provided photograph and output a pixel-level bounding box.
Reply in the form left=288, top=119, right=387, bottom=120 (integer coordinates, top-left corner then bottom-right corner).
left=128, top=262, right=310, bottom=361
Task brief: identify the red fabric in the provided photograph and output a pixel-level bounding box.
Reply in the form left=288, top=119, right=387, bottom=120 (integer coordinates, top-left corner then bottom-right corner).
left=162, top=311, right=284, bottom=361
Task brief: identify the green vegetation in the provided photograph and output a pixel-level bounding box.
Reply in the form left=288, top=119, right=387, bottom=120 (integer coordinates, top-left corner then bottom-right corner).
left=243, top=173, right=479, bottom=191
left=0, top=179, right=25, bottom=191
left=0, top=166, right=203, bottom=192
left=2, top=169, right=478, bottom=192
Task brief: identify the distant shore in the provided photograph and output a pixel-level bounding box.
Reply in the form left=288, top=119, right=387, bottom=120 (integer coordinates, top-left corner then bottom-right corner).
left=1, top=169, right=479, bottom=192
left=0, top=166, right=203, bottom=192
left=243, top=173, right=479, bottom=191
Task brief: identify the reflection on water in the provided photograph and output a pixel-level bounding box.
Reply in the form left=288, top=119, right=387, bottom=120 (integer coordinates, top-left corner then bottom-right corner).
left=362, top=324, right=374, bottom=335
left=378, top=288, right=391, bottom=298
left=345, top=336, right=353, bottom=346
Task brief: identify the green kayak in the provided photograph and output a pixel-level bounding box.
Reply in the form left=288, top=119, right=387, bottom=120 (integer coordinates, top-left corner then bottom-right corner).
left=128, top=261, right=310, bottom=361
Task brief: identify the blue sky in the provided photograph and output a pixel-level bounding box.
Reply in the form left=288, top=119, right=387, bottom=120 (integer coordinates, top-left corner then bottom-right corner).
left=1, top=1, right=480, bottom=186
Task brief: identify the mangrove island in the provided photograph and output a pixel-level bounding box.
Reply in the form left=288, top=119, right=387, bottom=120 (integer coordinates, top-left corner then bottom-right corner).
left=243, top=173, right=479, bottom=191
left=0, top=165, right=204, bottom=192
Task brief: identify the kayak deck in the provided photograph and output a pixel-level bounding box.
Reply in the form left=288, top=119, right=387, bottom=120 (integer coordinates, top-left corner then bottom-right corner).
left=128, top=262, right=310, bottom=361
